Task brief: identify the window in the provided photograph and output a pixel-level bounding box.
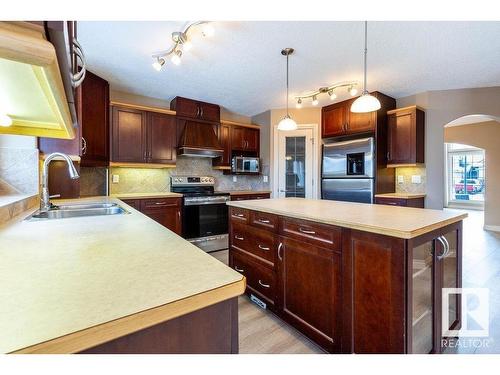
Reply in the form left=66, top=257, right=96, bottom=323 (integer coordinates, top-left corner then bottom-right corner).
left=446, top=143, right=485, bottom=208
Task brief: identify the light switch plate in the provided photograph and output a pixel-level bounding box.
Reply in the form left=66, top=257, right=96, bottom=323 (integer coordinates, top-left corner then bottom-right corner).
left=411, top=175, right=422, bottom=184
left=232, top=176, right=237, bottom=182
left=112, top=174, right=120, bottom=184
left=397, top=175, right=404, bottom=184
left=263, top=175, right=269, bottom=183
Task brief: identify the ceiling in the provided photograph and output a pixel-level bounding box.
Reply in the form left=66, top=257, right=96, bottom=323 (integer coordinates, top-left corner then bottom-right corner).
left=78, top=21, right=500, bottom=117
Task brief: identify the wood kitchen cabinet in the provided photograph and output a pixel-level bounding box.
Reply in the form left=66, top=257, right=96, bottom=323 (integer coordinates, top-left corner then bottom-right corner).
left=375, top=195, right=425, bottom=208
left=170, top=96, right=220, bottom=123
left=387, top=106, right=425, bottom=166
left=230, top=192, right=270, bottom=201
left=111, top=106, right=176, bottom=165
left=231, top=126, right=259, bottom=153
left=321, top=91, right=395, bottom=138
left=121, top=197, right=182, bottom=235
left=212, top=123, right=231, bottom=168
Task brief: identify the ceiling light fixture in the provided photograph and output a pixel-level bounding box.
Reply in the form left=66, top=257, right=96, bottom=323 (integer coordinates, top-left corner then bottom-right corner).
left=349, top=85, right=358, bottom=97
left=0, top=112, right=13, bottom=127
left=296, top=98, right=302, bottom=109
left=277, top=48, right=298, bottom=131
left=151, top=21, right=213, bottom=71
left=351, top=21, right=381, bottom=113
left=294, top=81, right=358, bottom=107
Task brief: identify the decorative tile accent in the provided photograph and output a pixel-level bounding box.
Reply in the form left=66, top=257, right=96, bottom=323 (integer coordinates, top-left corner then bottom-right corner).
left=80, top=167, right=108, bottom=197
left=108, top=156, right=271, bottom=195
left=395, top=166, right=426, bottom=194
left=0, top=147, right=38, bottom=195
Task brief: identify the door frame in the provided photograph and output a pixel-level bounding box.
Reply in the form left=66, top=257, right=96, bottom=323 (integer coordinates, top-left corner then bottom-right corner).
left=272, top=123, right=320, bottom=199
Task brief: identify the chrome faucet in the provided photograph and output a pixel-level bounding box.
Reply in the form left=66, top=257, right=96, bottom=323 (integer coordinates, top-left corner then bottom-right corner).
left=40, top=152, right=80, bottom=212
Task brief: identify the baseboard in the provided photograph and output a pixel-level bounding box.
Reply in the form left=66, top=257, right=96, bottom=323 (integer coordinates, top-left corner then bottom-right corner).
left=484, top=225, right=500, bottom=233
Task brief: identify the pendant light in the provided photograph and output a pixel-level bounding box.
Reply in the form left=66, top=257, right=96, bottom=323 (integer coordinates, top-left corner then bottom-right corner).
left=277, top=48, right=298, bottom=131
left=351, top=21, right=381, bottom=113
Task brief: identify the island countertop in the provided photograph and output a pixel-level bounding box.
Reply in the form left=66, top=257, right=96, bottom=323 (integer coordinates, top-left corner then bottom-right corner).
left=0, top=197, right=244, bottom=354
left=227, top=198, right=467, bottom=239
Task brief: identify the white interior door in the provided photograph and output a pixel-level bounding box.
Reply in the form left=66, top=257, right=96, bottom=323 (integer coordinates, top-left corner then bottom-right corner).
left=277, top=128, right=314, bottom=198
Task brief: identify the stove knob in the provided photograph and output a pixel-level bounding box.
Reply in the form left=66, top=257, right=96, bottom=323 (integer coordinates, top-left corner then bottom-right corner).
left=209, top=178, right=214, bottom=183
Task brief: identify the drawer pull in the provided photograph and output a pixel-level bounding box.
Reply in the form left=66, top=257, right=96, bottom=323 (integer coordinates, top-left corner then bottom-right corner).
left=154, top=202, right=167, bottom=205
left=258, top=219, right=271, bottom=224
left=234, top=266, right=244, bottom=273
left=278, top=242, right=283, bottom=261
left=299, top=227, right=316, bottom=235
left=235, top=235, right=244, bottom=241
left=234, top=213, right=245, bottom=217
left=258, top=280, right=270, bottom=288
left=258, top=244, right=270, bottom=251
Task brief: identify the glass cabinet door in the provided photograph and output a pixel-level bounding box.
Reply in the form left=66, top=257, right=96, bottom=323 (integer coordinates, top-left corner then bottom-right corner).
left=411, top=239, right=434, bottom=353
left=440, top=228, right=461, bottom=339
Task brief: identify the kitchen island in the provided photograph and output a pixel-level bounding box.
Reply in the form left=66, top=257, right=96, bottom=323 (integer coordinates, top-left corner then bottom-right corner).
left=0, top=197, right=245, bottom=354
left=227, top=198, right=467, bottom=354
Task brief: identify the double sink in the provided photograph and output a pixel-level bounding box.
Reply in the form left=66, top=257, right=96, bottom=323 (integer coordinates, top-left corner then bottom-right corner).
left=28, top=202, right=129, bottom=221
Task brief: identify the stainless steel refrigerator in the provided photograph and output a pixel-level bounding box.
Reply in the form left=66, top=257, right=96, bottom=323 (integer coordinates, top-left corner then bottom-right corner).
left=321, top=137, right=375, bottom=203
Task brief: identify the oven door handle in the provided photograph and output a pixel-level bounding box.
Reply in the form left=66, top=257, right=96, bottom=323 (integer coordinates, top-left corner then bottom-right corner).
left=183, top=199, right=229, bottom=206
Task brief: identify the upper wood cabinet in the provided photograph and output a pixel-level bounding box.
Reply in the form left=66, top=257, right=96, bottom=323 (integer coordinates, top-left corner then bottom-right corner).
left=386, top=106, right=425, bottom=166
left=111, top=106, right=176, bottom=165
left=170, top=96, right=220, bottom=123
left=321, top=92, right=394, bottom=138
left=212, top=123, right=231, bottom=168
left=39, top=70, right=110, bottom=167
left=231, top=126, right=259, bottom=152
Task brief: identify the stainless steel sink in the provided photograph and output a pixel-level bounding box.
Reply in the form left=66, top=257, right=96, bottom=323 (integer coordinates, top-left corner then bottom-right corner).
left=27, top=202, right=129, bottom=221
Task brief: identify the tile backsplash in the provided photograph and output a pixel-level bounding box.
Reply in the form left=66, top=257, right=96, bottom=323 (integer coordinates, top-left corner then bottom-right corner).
left=106, top=156, right=270, bottom=195
left=395, top=166, right=426, bottom=194
left=0, top=146, right=38, bottom=195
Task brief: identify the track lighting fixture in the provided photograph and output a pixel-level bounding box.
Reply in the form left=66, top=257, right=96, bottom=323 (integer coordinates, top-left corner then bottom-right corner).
left=296, top=98, right=302, bottom=109
left=294, top=82, right=358, bottom=108
left=151, top=21, right=213, bottom=71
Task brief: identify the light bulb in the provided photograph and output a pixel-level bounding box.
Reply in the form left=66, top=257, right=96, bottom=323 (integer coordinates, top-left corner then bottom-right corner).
left=201, top=23, right=215, bottom=38
left=0, top=112, right=12, bottom=127
left=349, top=86, right=358, bottom=97
left=328, top=90, right=337, bottom=100
left=296, top=98, right=302, bottom=109
left=350, top=92, right=381, bottom=113
left=183, top=40, right=193, bottom=51
left=171, top=50, right=182, bottom=65
left=152, top=57, right=165, bottom=71
left=277, top=115, right=298, bottom=131
left=312, top=95, right=319, bottom=106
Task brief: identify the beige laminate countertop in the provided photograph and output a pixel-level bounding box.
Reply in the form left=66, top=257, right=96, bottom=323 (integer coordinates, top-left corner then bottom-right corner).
left=374, top=193, right=427, bottom=199
left=227, top=198, right=466, bottom=239
left=0, top=197, right=244, bottom=354
left=218, top=190, right=272, bottom=196
left=110, top=192, right=182, bottom=199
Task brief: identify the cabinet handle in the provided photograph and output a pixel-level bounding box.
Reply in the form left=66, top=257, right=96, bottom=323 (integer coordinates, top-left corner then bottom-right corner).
left=71, top=38, right=86, bottom=88
left=234, top=266, right=244, bottom=273
left=387, top=151, right=391, bottom=160
left=386, top=202, right=398, bottom=206
left=258, top=218, right=271, bottom=224
left=299, top=227, right=316, bottom=235
left=235, top=235, right=244, bottom=241
left=81, top=136, right=87, bottom=155
left=258, top=244, right=270, bottom=251
left=436, top=236, right=448, bottom=260
left=258, top=280, right=270, bottom=288
left=234, top=213, right=244, bottom=218
left=154, top=202, right=167, bottom=205
left=278, top=242, right=283, bottom=261
left=200, top=107, right=204, bottom=118
left=442, top=235, right=451, bottom=257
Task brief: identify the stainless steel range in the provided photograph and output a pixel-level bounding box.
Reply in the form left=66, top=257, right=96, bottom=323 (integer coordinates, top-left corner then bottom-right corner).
left=171, top=176, right=230, bottom=252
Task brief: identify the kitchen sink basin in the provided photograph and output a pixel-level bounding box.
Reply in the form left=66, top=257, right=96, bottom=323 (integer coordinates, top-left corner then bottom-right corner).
left=27, top=202, right=129, bottom=221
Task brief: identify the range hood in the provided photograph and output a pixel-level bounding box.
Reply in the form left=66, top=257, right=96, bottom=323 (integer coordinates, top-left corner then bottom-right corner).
left=177, top=121, right=224, bottom=158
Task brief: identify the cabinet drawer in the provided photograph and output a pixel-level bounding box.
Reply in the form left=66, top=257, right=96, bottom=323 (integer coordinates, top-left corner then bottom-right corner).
left=280, top=217, right=342, bottom=251
left=231, top=223, right=276, bottom=267
left=140, top=197, right=181, bottom=210
left=230, top=207, right=249, bottom=224
left=375, top=197, right=407, bottom=207
left=250, top=210, right=278, bottom=232
left=231, top=250, right=276, bottom=305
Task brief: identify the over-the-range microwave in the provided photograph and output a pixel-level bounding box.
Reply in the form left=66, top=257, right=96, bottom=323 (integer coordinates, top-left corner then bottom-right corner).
left=231, top=156, right=260, bottom=173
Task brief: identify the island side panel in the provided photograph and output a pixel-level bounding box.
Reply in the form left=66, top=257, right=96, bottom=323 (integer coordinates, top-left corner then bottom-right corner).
left=342, top=229, right=407, bottom=354
left=80, top=298, right=238, bottom=354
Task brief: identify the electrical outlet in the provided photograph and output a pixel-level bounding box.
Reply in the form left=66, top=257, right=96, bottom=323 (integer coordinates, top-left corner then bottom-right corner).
left=397, top=175, right=404, bottom=184
left=263, top=175, right=269, bottom=183
left=411, top=175, right=422, bottom=184
left=112, top=174, right=120, bottom=184
left=232, top=176, right=237, bottom=182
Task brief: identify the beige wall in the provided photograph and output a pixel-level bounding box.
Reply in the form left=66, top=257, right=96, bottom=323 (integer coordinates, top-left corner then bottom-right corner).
left=445, top=121, right=500, bottom=230
left=397, top=86, right=500, bottom=210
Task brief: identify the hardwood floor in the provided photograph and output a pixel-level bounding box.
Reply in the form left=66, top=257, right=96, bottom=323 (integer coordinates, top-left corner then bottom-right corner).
left=211, top=210, right=500, bottom=354
left=209, top=249, right=324, bottom=354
